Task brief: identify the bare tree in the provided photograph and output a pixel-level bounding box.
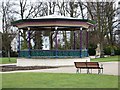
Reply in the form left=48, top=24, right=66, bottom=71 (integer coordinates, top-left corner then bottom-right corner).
left=86, top=1, right=117, bottom=57
left=0, top=0, right=16, bottom=60
left=12, top=0, right=45, bottom=50
left=104, top=2, right=118, bottom=55
left=56, top=0, right=66, bottom=16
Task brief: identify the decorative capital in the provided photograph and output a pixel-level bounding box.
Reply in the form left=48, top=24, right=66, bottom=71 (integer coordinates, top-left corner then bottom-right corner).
left=28, top=27, right=30, bottom=30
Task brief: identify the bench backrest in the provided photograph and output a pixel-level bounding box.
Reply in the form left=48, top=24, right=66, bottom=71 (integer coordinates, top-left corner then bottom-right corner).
left=86, top=62, right=99, bottom=67
left=74, top=62, right=100, bottom=68
left=74, top=62, right=86, bottom=68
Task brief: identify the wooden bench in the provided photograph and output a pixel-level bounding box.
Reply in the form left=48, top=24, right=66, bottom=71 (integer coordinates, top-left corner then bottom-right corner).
left=74, top=62, right=103, bottom=74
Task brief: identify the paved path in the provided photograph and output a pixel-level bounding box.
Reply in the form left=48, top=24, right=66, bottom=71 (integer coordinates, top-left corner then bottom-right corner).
left=0, top=62, right=119, bottom=76
left=0, top=63, right=16, bottom=66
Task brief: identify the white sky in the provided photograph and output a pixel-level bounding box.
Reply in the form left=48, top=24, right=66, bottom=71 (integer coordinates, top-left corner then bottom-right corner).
left=0, top=17, right=2, bottom=33
left=0, top=0, right=119, bottom=33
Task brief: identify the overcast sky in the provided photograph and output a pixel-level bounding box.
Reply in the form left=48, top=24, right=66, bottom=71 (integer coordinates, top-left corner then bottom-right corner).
left=0, top=0, right=119, bottom=33
left=0, top=16, right=2, bottom=32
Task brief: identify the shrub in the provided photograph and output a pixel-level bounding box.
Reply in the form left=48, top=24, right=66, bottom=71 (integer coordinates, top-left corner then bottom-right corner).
left=88, top=48, right=96, bottom=56
left=2, top=50, right=18, bottom=57
left=10, top=51, right=18, bottom=57
left=104, top=46, right=111, bottom=55
left=104, top=46, right=120, bottom=55
left=115, top=48, right=120, bottom=55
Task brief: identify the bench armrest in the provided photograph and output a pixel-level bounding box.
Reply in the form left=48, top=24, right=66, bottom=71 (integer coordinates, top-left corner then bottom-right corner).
left=101, top=64, right=103, bottom=68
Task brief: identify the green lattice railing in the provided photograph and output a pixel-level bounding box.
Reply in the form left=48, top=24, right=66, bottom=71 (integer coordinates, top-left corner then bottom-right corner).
left=19, top=50, right=88, bottom=58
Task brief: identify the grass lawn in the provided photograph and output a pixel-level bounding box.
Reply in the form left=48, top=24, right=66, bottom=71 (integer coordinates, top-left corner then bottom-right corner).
left=0, top=55, right=119, bottom=64
left=0, top=57, right=17, bottom=64
left=2, top=73, right=118, bottom=88
left=91, top=55, right=119, bottom=62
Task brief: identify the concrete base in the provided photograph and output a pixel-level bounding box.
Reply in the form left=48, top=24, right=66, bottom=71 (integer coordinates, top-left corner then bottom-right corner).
left=17, top=57, right=90, bottom=66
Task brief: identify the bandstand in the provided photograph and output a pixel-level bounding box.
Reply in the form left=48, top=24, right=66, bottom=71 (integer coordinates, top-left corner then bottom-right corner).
left=12, top=15, right=95, bottom=66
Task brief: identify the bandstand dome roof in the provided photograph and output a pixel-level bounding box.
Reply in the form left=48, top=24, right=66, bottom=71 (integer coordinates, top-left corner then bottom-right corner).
left=12, top=15, right=96, bottom=30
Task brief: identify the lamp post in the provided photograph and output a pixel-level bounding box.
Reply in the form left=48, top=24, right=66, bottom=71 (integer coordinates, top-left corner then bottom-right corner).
left=80, top=28, right=82, bottom=58
left=86, top=30, right=89, bottom=57
left=17, top=29, right=20, bottom=57
left=55, top=27, right=58, bottom=58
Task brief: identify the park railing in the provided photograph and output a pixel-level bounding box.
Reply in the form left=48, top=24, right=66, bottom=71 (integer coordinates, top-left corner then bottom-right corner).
left=19, top=49, right=89, bottom=58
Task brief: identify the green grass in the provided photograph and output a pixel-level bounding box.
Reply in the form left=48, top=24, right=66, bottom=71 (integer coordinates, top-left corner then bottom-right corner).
left=0, top=73, right=2, bottom=89
left=2, top=73, right=118, bottom=88
left=0, top=57, right=17, bottom=64
left=91, top=56, right=119, bottom=62
left=0, top=55, right=119, bottom=64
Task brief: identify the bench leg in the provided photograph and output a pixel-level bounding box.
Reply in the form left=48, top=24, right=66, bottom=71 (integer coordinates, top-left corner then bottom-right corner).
left=87, top=69, right=89, bottom=74
left=76, top=68, right=79, bottom=73
left=98, top=69, right=103, bottom=74
left=80, top=68, right=81, bottom=73
left=98, top=69, right=100, bottom=74
left=102, top=69, right=103, bottom=74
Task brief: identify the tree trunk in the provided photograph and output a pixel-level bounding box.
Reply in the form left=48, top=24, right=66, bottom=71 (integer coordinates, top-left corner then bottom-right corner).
left=8, top=51, right=11, bottom=62
left=100, top=42, right=104, bottom=58
left=50, top=32, right=53, bottom=50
